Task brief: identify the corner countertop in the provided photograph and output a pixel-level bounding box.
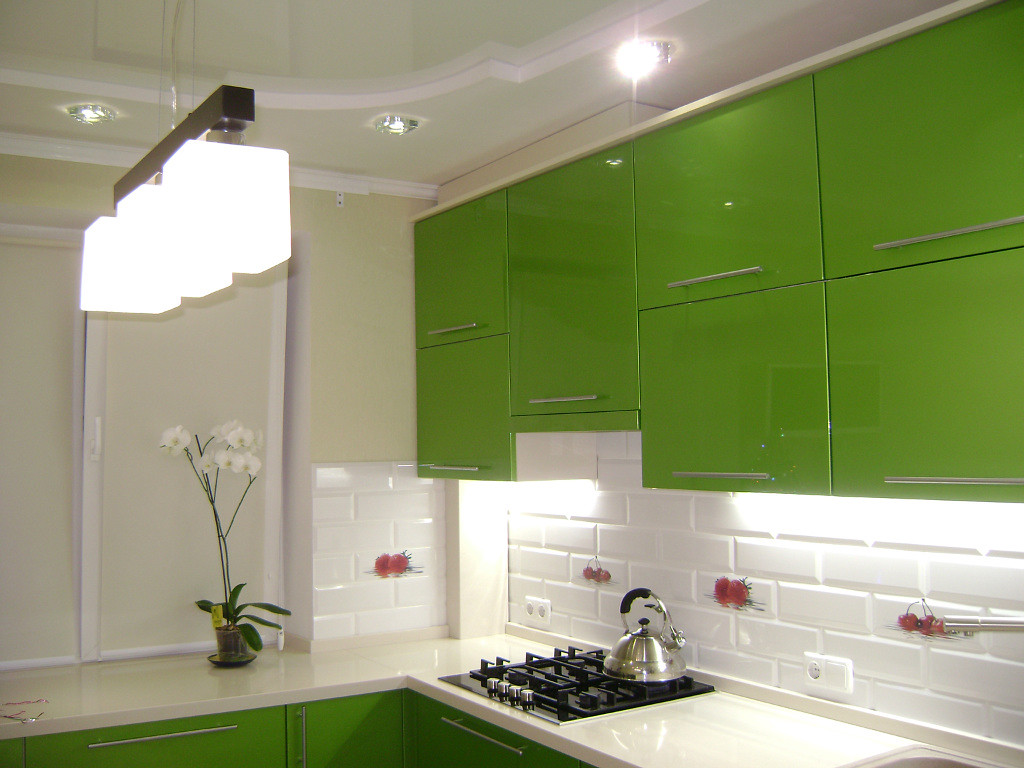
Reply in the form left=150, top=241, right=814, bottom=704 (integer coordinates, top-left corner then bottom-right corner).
left=0, top=635, right=1016, bottom=768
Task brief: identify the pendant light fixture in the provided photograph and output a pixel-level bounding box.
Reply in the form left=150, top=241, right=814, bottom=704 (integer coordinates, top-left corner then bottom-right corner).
left=80, top=82, right=291, bottom=312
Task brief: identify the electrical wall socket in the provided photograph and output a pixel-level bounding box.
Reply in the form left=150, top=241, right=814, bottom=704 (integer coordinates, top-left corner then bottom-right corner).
left=523, top=595, right=552, bottom=628
left=804, top=651, right=855, bottom=695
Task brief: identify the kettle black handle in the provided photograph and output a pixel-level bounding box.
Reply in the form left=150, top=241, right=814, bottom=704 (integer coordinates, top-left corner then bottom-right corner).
left=619, top=587, right=653, bottom=615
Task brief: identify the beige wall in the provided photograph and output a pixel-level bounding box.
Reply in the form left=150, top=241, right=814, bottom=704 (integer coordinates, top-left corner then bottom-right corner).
left=292, top=188, right=431, bottom=463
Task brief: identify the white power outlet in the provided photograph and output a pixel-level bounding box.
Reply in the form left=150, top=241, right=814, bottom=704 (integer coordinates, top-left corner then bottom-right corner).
left=804, top=651, right=854, bottom=695
left=523, top=595, right=552, bottom=628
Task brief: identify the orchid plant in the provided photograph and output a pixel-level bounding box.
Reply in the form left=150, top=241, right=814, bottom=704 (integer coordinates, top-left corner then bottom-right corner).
left=160, top=420, right=289, bottom=651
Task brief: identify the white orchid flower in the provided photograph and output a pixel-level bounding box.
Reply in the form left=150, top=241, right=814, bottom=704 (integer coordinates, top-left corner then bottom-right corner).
left=235, top=452, right=262, bottom=476
left=199, top=451, right=217, bottom=474
left=226, top=426, right=255, bottom=450
left=214, top=448, right=235, bottom=471
left=211, top=419, right=243, bottom=443
left=160, top=425, right=191, bottom=456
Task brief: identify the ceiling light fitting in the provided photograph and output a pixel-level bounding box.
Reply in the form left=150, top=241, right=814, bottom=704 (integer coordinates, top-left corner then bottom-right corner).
left=81, top=85, right=291, bottom=314
left=66, top=104, right=117, bottom=125
left=375, top=115, right=419, bottom=135
left=616, top=39, right=672, bottom=80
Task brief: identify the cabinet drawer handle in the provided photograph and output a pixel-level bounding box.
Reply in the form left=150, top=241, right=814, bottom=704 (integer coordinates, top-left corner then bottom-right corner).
left=884, top=476, right=1024, bottom=486
left=87, top=725, right=238, bottom=748
left=667, top=266, right=763, bottom=288
left=427, top=322, right=479, bottom=335
left=420, top=464, right=480, bottom=472
left=873, top=214, right=1024, bottom=251
left=672, top=471, right=770, bottom=480
left=300, top=705, right=307, bottom=767
left=528, top=394, right=599, bottom=404
left=440, top=717, right=524, bottom=756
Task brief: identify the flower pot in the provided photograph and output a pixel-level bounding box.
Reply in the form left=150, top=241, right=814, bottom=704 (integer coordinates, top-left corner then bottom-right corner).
left=210, top=625, right=255, bottom=666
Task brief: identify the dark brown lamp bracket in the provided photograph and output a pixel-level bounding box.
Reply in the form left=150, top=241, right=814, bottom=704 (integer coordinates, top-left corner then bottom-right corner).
left=113, top=85, right=255, bottom=204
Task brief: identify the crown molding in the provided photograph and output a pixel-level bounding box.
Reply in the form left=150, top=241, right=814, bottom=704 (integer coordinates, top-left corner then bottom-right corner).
left=0, top=131, right=436, bottom=200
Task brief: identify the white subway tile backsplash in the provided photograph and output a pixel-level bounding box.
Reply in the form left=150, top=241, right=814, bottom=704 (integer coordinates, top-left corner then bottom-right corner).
left=737, top=617, right=818, bottom=661
left=313, top=614, right=355, bottom=639
left=545, top=580, right=599, bottom=617
left=568, top=616, right=623, bottom=648
left=315, top=580, right=394, bottom=615
left=355, top=604, right=441, bottom=635
left=395, top=518, right=444, bottom=549
left=313, top=555, right=355, bottom=588
left=927, top=555, right=1024, bottom=610
left=822, top=546, right=921, bottom=593
left=572, top=553, right=626, bottom=589
left=736, top=538, right=818, bottom=582
left=696, top=573, right=776, bottom=617
left=929, top=648, right=1024, bottom=708
left=626, top=563, right=694, bottom=604
left=874, top=681, right=988, bottom=736
left=626, top=492, right=694, bottom=530
left=598, top=525, right=660, bottom=559
left=508, top=515, right=545, bottom=546
left=315, top=463, right=391, bottom=491
left=991, top=706, right=1024, bottom=746
left=395, top=576, right=443, bottom=608
left=698, top=646, right=776, bottom=685
left=315, top=520, right=392, bottom=554
left=508, top=574, right=543, bottom=605
left=674, top=605, right=734, bottom=648
left=778, top=583, right=871, bottom=633
left=313, top=494, right=354, bottom=522
left=578, top=492, right=629, bottom=524
left=823, top=631, right=924, bottom=686
left=356, top=491, right=432, bottom=519
left=596, top=458, right=643, bottom=490
left=518, top=546, right=570, bottom=581
left=694, top=494, right=773, bottom=538
left=544, top=519, right=597, bottom=552
left=660, top=531, right=732, bottom=571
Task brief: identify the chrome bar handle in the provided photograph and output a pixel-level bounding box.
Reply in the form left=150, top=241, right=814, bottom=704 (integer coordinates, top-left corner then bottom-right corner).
left=420, top=464, right=480, bottom=472
left=667, top=266, right=763, bottom=288
left=673, top=471, right=770, bottom=480
left=884, top=476, right=1024, bottom=486
left=941, top=616, right=1024, bottom=633
left=427, top=322, right=479, bottom=335
left=88, top=725, right=238, bottom=748
left=440, top=717, right=524, bottom=756
left=874, top=214, right=1024, bottom=251
left=528, top=394, right=599, bottom=404
left=299, top=705, right=307, bottom=767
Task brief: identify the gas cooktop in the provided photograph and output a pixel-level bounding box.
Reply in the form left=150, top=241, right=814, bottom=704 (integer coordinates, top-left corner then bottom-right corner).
left=439, top=646, right=714, bottom=724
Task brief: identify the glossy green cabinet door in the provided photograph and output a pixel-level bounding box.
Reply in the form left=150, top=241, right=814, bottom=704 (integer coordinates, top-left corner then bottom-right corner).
left=0, top=738, right=22, bottom=768
left=415, top=190, right=508, bottom=348
left=828, top=248, right=1024, bottom=502
left=26, top=706, right=284, bottom=767
left=639, top=282, right=830, bottom=494
left=634, top=76, right=822, bottom=308
left=406, top=692, right=576, bottom=768
left=815, top=0, right=1024, bottom=278
left=507, top=146, right=639, bottom=416
left=286, top=691, right=403, bottom=768
left=417, top=335, right=513, bottom=480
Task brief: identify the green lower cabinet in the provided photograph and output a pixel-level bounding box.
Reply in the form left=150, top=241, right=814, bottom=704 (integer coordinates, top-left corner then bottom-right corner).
left=25, top=706, right=284, bottom=768
left=639, top=282, right=830, bottom=494
left=406, top=692, right=576, bottom=768
left=827, top=247, right=1024, bottom=502
left=416, top=335, right=514, bottom=480
left=286, top=691, right=403, bottom=768
left=0, top=737, right=23, bottom=767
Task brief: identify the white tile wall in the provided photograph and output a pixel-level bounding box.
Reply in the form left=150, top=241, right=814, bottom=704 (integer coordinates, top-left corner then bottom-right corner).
left=498, top=432, right=1024, bottom=750
left=311, top=462, right=445, bottom=639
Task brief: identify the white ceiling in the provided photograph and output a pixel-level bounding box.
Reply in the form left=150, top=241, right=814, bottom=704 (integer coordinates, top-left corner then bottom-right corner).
left=0, top=0, right=987, bottom=197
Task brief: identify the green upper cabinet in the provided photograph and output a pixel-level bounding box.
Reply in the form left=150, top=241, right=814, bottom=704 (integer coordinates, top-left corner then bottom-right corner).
left=507, top=145, right=639, bottom=417
left=634, top=76, right=822, bottom=308
left=415, top=190, right=508, bottom=348
left=0, top=738, right=22, bottom=768
left=25, top=706, right=285, bottom=768
left=416, top=335, right=514, bottom=480
left=640, top=282, right=830, bottom=494
left=286, top=692, right=403, bottom=768
left=815, top=0, right=1024, bottom=278
left=828, top=247, right=1024, bottom=502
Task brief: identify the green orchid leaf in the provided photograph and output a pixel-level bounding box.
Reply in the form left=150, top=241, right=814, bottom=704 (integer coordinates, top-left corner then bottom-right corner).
left=236, top=601, right=291, bottom=616
left=195, top=600, right=215, bottom=613
left=237, top=622, right=262, bottom=651
left=239, top=614, right=282, bottom=630
left=227, top=582, right=246, bottom=612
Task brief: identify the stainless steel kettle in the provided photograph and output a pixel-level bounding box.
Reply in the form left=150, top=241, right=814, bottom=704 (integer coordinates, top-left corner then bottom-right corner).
left=603, top=587, right=686, bottom=682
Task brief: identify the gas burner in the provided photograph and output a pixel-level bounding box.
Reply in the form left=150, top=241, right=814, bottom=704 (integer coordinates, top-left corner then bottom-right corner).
left=439, top=646, right=713, bottom=724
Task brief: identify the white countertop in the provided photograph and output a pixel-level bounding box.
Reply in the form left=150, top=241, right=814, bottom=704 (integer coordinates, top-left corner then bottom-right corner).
left=0, top=635, right=1018, bottom=768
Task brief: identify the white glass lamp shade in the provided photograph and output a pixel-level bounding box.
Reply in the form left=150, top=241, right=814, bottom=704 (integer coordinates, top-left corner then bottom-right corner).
left=161, top=139, right=291, bottom=277
left=80, top=186, right=183, bottom=313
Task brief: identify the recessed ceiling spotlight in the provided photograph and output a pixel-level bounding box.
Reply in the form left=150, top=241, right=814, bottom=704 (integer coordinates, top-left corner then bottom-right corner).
left=66, top=104, right=118, bottom=125
left=615, top=39, right=672, bottom=80
left=374, top=115, right=419, bottom=136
